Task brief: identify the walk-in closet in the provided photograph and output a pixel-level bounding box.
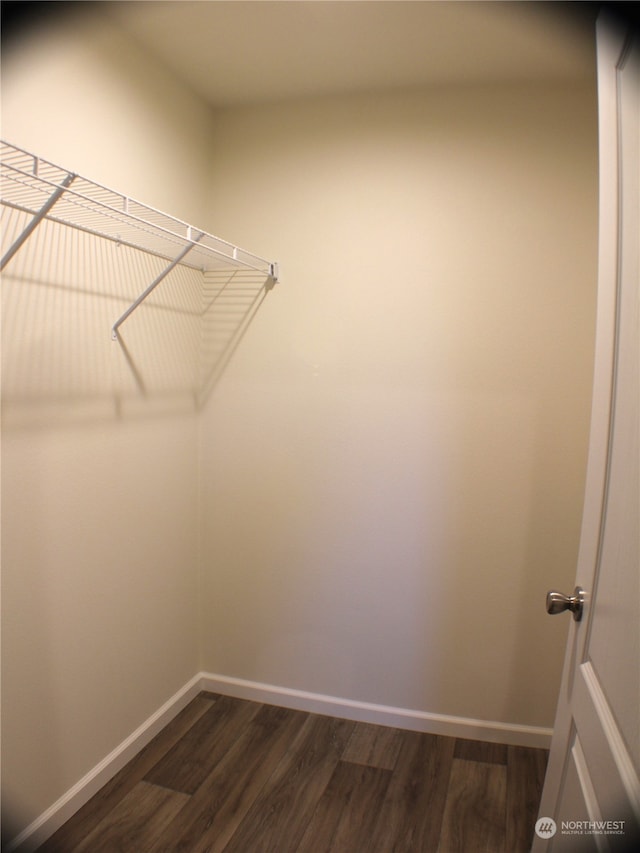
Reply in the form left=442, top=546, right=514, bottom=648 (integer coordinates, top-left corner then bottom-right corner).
left=1, top=2, right=608, bottom=850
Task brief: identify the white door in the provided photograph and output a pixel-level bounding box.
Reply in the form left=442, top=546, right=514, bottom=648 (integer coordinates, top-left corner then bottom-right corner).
left=532, top=12, right=639, bottom=853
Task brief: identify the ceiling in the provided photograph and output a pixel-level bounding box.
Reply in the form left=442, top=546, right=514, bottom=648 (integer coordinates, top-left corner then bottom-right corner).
left=107, top=1, right=597, bottom=108
left=106, top=0, right=599, bottom=107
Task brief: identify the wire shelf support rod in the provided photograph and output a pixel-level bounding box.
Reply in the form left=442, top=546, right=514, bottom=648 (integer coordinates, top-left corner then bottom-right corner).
left=1, top=171, right=76, bottom=270
left=111, top=230, right=204, bottom=341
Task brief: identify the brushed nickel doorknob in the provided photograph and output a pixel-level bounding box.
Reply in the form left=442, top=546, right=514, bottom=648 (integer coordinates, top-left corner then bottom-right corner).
left=546, top=587, right=585, bottom=621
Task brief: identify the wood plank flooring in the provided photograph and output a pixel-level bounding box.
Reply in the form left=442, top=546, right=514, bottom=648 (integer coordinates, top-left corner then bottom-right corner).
left=39, top=692, right=548, bottom=853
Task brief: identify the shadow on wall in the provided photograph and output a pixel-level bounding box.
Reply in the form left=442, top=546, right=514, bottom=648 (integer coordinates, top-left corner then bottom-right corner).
left=1, top=209, right=273, bottom=429
left=200, top=269, right=275, bottom=405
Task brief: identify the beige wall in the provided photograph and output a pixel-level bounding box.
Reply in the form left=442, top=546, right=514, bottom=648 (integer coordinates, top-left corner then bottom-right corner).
left=1, top=10, right=213, bottom=834
left=0, top=8, right=215, bottom=223
left=199, top=85, right=598, bottom=727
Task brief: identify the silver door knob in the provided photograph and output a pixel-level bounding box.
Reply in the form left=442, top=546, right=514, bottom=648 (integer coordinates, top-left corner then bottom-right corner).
left=546, top=587, right=585, bottom=621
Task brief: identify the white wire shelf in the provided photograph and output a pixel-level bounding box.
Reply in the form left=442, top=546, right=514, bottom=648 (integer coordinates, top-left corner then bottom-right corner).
left=0, top=140, right=278, bottom=339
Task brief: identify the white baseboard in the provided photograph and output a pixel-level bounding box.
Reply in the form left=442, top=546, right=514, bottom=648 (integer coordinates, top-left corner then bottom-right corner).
left=199, top=671, right=553, bottom=749
left=6, top=674, right=203, bottom=853
left=9, top=670, right=552, bottom=852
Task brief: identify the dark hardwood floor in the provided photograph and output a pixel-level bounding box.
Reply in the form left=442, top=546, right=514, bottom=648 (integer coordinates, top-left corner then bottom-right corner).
left=39, top=692, right=548, bottom=853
